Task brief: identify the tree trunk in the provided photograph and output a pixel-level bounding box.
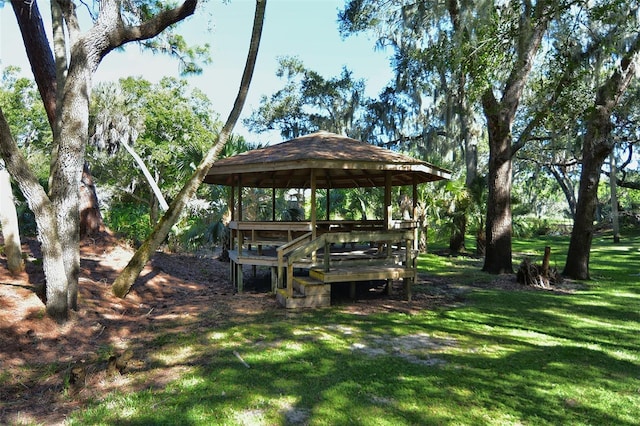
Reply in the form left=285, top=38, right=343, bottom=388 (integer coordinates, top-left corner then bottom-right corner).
left=6, top=0, right=200, bottom=321
left=11, top=0, right=57, bottom=127
left=12, top=0, right=99, bottom=315
left=0, top=162, right=25, bottom=274
left=479, top=1, right=551, bottom=274
left=563, top=129, right=609, bottom=279
left=564, top=35, right=639, bottom=279
left=482, top=170, right=513, bottom=274
left=17, top=0, right=83, bottom=313
left=1, top=108, right=69, bottom=321
left=121, top=140, right=169, bottom=212
left=482, top=99, right=514, bottom=274
left=609, top=152, right=620, bottom=243
left=113, top=0, right=267, bottom=298
left=449, top=213, right=466, bottom=253
left=50, top=59, right=90, bottom=312
left=80, top=162, right=105, bottom=238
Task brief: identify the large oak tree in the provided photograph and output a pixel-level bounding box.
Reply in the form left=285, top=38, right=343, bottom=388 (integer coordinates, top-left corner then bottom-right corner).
left=564, top=34, right=640, bottom=279
left=1, top=0, right=199, bottom=321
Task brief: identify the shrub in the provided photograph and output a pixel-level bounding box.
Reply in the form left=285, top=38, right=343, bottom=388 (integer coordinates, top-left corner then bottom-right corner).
left=104, top=203, right=153, bottom=246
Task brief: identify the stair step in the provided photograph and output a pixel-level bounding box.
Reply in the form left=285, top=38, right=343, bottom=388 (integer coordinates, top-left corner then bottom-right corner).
left=293, top=276, right=331, bottom=296
left=309, top=265, right=414, bottom=283
left=276, top=288, right=331, bottom=309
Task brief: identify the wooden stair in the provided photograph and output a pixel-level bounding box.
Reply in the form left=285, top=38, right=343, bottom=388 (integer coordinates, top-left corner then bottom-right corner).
left=275, top=229, right=417, bottom=309
left=276, top=275, right=331, bottom=309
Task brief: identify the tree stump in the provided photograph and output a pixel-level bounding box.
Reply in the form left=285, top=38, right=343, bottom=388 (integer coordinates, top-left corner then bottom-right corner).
left=516, top=246, right=561, bottom=288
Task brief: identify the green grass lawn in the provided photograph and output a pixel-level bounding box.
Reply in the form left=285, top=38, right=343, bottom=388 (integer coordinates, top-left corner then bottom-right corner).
left=69, top=230, right=640, bottom=425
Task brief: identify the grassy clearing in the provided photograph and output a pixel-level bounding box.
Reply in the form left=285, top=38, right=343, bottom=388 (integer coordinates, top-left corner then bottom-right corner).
left=69, top=231, right=640, bottom=425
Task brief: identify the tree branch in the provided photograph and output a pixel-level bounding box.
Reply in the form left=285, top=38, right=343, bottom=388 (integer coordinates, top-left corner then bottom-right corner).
left=11, top=0, right=57, bottom=129
left=601, top=169, right=640, bottom=190
left=513, top=38, right=605, bottom=154
left=121, top=0, right=198, bottom=44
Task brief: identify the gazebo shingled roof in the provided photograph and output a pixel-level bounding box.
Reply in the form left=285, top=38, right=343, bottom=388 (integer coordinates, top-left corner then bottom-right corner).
left=204, top=130, right=451, bottom=188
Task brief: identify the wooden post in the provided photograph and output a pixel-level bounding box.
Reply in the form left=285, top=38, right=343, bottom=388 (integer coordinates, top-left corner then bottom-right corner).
left=405, top=233, right=413, bottom=301
left=287, top=263, right=294, bottom=297
left=324, top=240, right=331, bottom=271
left=404, top=277, right=412, bottom=301
left=412, top=176, right=419, bottom=251
left=384, top=171, right=392, bottom=254
left=238, top=175, right=243, bottom=222
left=230, top=177, right=235, bottom=220
left=270, top=266, right=277, bottom=293
left=326, top=188, right=330, bottom=220
left=237, top=262, right=244, bottom=293
left=310, top=170, right=317, bottom=238
left=272, top=186, right=276, bottom=221
left=384, top=171, right=392, bottom=230
left=311, top=170, right=317, bottom=264
left=230, top=181, right=236, bottom=256
left=277, top=250, right=284, bottom=289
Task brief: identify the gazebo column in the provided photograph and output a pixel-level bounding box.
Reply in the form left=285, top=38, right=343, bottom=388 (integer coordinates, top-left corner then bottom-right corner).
left=230, top=177, right=235, bottom=221
left=271, top=185, right=278, bottom=293
left=310, top=169, right=317, bottom=239
left=228, top=180, right=235, bottom=283
left=272, top=185, right=276, bottom=221
left=236, top=176, right=244, bottom=293
left=413, top=176, right=419, bottom=251
left=326, top=188, right=330, bottom=221
left=384, top=171, right=392, bottom=230
left=384, top=172, right=393, bottom=261
left=238, top=175, right=243, bottom=222
left=402, top=176, right=419, bottom=302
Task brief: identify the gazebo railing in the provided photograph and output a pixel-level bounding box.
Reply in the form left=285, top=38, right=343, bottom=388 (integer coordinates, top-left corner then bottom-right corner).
left=229, top=219, right=417, bottom=254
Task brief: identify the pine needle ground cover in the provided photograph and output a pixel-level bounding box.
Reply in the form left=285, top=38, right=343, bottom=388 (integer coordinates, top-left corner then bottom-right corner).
left=68, top=232, right=640, bottom=425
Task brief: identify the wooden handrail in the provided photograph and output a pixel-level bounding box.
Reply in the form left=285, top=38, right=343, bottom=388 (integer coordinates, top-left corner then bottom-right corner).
left=281, top=234, right=327, bottom=296
left=229, top=221, right=313, bottom=231
left=276, top=232, right=314, bottom=293
left=276, top=231, right=314, bottom=254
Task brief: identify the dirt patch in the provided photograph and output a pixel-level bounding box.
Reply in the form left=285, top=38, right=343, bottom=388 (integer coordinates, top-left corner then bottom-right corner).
left=351, top=332, right=456, bottom=366
left=0, top=235, right=573, bottom=425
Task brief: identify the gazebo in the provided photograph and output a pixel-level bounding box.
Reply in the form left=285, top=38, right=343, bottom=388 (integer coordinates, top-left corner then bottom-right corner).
left=204, top=131, right=450, bottom=308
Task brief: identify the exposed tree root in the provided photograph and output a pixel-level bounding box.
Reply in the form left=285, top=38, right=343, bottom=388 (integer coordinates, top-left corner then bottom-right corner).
left=516, top=258, right=562, bottom=288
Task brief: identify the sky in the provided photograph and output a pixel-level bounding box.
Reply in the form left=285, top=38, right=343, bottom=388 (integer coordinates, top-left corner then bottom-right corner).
left=0, top=0, right=394, bottom=144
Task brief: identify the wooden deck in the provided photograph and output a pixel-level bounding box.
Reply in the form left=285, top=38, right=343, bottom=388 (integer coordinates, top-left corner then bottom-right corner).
left=227, top=220, right=418, bottom=308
